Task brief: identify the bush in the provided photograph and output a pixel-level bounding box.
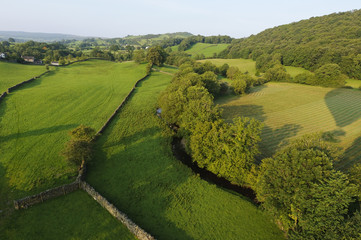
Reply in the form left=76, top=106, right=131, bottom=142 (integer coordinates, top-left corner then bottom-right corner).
left=313, top=63, right=347, bottom=87
left=264, top=64, right=291, bottom=82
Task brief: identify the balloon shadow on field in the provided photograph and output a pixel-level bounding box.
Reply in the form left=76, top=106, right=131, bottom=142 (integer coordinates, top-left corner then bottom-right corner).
left=325, top=88, right=361, bottom=128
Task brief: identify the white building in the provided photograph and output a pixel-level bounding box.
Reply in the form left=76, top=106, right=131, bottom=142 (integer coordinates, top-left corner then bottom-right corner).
left=0, top=53, right=6, bottom=59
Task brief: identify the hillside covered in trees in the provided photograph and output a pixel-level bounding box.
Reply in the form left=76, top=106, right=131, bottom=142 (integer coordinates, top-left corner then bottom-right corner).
left=223, top=9, right=361, bottom=79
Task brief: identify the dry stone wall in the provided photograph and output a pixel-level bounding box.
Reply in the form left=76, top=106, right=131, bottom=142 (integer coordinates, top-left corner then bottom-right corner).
left=13, top=181, right=80, bottom=210
left=81, top=181, right=155, bottom=240
left=11, top=71, right=155, bottom=239
left=95, top=74, right=149, bottom=137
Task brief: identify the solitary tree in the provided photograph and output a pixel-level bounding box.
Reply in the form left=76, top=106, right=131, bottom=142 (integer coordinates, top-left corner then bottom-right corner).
left=146, top=46, right=167, bottom=66
left=62, top=125, right=95, bottom=166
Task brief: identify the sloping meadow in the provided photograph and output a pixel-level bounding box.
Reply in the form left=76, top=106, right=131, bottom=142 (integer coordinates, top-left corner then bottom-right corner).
left=86, top=71, right=284, bottom=240
left=0, top=60, right=146, bottom=208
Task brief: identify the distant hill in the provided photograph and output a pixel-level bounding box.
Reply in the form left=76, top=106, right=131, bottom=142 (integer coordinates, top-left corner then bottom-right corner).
left=223, top=9, right=361, bottom=79
left=0, top=31, right=89, bottom=42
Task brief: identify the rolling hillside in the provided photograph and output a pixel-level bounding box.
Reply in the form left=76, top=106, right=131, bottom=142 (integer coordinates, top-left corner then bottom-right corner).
left=224, top=9, right=361, bottom=78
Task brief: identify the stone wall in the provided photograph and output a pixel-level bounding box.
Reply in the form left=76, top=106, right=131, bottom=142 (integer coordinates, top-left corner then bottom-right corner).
left=81, top=181, right=154, bottom=240
left=95, top=74, right=149, bottom=137
left=0, top=91, right=7, bottom=103
left=13, top=181, right=80, bottom=210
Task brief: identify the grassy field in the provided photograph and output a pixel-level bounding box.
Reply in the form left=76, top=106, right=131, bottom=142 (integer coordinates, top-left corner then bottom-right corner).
left=216, top=82, right=361, bottom=169
left=0, top=60, right=146, bottom=209
left=0, top=191, right=137, bottom=240
left=86, top=71, right=284, bottom=240
left=0, top=61, right=47, bottom=93
left=198, top=58, right=311, bottom=78
left=346, top=79, right=361, bottom=89
left=171, top=43, right=229, bottom=58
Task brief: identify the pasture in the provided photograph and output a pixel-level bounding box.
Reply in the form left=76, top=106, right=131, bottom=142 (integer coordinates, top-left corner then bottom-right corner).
left=216, top=82, right=361, bottom=169
left=172, top=43, right=229, bottom=58
left=0, top=60, right=146, bottom=209
left=0, top=61, right=47, bottom=93
left=86, top=71, right=284, bottom=240
left=0, top=191, right=137, bottom=240
left=198, top=58, right=311, bottom=78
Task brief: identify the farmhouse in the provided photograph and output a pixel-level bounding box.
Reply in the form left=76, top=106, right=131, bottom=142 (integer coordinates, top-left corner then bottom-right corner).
left=0, top=53, right=5, bottom=59
left=22, top=56, right=35, bottom=63
left=51, top=61, right=59, bottom=66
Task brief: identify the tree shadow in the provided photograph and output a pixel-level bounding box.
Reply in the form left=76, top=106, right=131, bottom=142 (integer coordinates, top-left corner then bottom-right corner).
left=0, top=124, right=77, bottom=143
left=221, top=104, right=266, bottom=122
left=325, top=88, right=361, bottom=127
left=337, top=135, right=361, bottom=170
left=257, top=123, right=303, bottom=161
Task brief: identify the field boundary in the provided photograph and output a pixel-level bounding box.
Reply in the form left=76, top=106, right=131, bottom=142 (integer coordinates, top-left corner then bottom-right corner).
left=11, top=72, right=154, bottom=240
left=0, top=71, right=49, bottom=103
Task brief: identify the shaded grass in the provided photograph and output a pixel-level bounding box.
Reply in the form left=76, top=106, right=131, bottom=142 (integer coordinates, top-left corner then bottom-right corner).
left=0, top=61, right=47, bottom=93
left=0, top=60, right=146, bottom=209
left=217, top=82, right=361, bottom=169
left=86, top=72, right=284, bottom=240
left=0, top=190, right=137, bottom=240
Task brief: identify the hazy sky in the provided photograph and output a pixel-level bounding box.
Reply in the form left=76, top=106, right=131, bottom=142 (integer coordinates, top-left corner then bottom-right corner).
left=1, top=0, right=360, bottom=38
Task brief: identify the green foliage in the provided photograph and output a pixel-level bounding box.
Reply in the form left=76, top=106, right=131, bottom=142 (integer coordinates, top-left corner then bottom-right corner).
left=294, top=72, right=315, bottom=84
left=232, top=73, right=257, bottom=94
left=132, top=49, right=146, bottom=63
left=256, top=133, right=358, bottom=238
left=349, top=163, right=361, bottom=199
left=224, top=10, right=361, bottom=79
left=264, top=64, right=291, bottom=82
left=146, top=45, right=168, bottom=66
left=226, top=66, right=240, bottom=79
left=313, top=63, right=347, bottom=87
left=201, top=71, right=221, bottom=96
left=217, top=63, right=229, bottom=77
left=232, top=78, right=247, bottom=94
left=190, top=117, right=263, bottom=186
left=86, top=72, right=284, bottom=239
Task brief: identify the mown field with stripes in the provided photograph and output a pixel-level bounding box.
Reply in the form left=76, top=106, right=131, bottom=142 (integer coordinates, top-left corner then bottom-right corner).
left=216, top=82, right=361, bottom=169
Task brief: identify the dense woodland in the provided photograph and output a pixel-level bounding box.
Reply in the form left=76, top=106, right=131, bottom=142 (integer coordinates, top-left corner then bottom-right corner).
left=223, top=9, right=361, bottom=80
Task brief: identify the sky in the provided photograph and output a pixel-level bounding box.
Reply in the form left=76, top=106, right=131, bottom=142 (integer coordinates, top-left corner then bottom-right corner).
left=1, top=0, right=360, bottom=38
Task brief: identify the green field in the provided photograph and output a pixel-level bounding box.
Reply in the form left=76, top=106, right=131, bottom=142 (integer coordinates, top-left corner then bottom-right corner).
left=0, top=61, right=47, bottom=93
left=86, top=71, right=284, bottom=240
left=346, top=79, right=361, bottom=89
left=0, top=191, right=137, bottom=240
left=198, top=58, right=311, bottom=78
left=172, top=43, right=229, bottom=58
left=0, top=60, right=146, bottom=209
left=216, top=82, right=361, bottom=169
